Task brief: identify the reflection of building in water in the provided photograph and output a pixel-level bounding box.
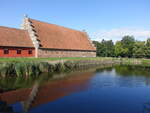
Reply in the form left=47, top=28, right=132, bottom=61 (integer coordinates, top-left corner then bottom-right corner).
left=0, top=72, right=94, bottom=110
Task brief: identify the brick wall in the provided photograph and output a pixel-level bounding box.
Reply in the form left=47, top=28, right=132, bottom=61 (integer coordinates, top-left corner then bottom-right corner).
left=0, top=47, right=35, bottom=57
left=38, top=49, right=96, bottom=58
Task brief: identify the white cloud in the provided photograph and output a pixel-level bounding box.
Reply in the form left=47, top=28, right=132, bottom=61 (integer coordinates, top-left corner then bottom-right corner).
left=91, top=28, right=150, bottom=42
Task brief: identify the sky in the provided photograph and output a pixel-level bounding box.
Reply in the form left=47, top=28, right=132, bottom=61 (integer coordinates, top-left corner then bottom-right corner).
left=0, top=0, right=150, bottom=42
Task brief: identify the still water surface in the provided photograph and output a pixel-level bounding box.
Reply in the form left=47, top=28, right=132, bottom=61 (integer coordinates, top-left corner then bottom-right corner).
left=1, top=65, right=150, bottom=113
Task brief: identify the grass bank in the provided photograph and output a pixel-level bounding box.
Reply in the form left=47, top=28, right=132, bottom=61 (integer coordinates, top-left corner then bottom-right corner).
left=0, top=58, right=117, bottom=78
left=0, top=57, right=150, bottom=78
left=119, top=58, right=150, bottom=66
left=0, top=57, right=114, bottom=62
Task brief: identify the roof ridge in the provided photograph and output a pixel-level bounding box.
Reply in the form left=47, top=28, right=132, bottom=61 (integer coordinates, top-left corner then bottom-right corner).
left=0, top=26, right=27, bottom=31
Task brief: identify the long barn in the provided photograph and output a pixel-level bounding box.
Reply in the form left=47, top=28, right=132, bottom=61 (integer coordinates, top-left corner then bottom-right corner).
left=0, top=15, right=96, bottom=58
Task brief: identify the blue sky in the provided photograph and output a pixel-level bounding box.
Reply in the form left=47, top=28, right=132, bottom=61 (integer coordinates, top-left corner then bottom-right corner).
left=0, top=0, right=150, bottom=41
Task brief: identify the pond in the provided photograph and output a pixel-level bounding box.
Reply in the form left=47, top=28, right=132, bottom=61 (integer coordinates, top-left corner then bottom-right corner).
left=1, top=65, right=150, bottom=113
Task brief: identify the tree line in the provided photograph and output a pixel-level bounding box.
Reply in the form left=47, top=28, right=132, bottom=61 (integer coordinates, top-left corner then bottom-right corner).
left=93, top=36, right=150, bottom=58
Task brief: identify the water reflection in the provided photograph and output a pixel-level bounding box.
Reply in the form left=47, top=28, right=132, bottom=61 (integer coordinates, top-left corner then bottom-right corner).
left=116, top=65, right=150, bottom=76
left=94, top=65, right=150, bottom=88
left=0, top=65, right=150, bottom=113
left=115, top=65, right=150, bottom=86
left=0, top=71, right=95, bottom=112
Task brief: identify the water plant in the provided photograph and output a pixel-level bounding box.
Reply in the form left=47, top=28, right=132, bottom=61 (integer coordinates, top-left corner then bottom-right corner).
left=0, top=58, right=147, bottom=78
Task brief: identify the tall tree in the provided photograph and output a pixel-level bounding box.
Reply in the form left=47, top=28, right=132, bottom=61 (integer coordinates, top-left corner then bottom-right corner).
left=145, top=38, right=150, bottom=58
left=121, top=35, right=135, bottom=57
left=93, top=36, right=150, bottom=58
left=104, top=40, right=114, bottom=57
left=115, top=41, right=128, bottom=57
left=93, top=41, right=102, bottom=56
left=146, top=38, right=150, bottom=47
left=133, top=41, right=145, bottom=58
left=93, top=40, right=114, bottom=57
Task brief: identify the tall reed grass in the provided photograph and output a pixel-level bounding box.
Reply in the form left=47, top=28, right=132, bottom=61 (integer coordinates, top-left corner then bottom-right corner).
left=0, top=59, right=118, bottom=78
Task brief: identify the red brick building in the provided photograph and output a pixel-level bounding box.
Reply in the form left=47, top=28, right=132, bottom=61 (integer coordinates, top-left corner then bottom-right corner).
left=0, top=26, right=35, bottom=57
left=0, top=15, right=96, bottom=58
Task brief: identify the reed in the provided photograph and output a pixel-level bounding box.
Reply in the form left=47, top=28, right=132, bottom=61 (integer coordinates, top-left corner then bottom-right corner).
left=0, top=59, right=130, bottom=78
left=0, top=62, right=16, bottom=77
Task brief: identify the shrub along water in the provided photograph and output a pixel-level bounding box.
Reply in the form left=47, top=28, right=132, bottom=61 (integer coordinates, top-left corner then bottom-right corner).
left=0, top=59, right=117, bottom=78
left=0, top=62, right=54, bottom=78
left=1, top=58, right=149, bottom=78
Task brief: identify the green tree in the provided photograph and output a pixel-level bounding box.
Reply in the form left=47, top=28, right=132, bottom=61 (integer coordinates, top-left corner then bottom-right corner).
left=101, top=39, right=114, bottom=57
left=93, top=40, right=115, bottom=57
left=145, top=38, right=150, bottom=58
left=114, top=41, right=128, bottom=57
left=146, top=38, right=150, bottom=47
left=121, top=35, right=135, bottom=57
left=93, top=41, right=102, bottom=56
left=93, top=36, right=150, bottom=59
left=133, top=41, right=145, bottom=58
left=144, top=46, right=150, bottom=58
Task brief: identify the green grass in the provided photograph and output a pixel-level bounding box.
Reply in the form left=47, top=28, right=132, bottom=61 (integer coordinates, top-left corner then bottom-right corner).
left=0, top=57, right=114, bottom=62
left=0, top=57, right=150, bottom=65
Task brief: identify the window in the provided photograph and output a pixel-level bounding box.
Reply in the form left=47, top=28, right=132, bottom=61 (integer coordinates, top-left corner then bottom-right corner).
left=4, top=49, right=9, bottom=54
left=28, top=50, right=32, bottom=54
left=17, top=49, right=21, bottom=54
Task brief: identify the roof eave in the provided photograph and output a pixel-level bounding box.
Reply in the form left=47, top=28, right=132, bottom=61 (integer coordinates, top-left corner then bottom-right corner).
left=0, top=46, right=35, bottom=48
left=39, top=47, right=96, bottom=52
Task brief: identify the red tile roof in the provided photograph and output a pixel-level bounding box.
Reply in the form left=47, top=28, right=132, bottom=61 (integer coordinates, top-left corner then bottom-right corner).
left=0, top=26, right=34, bottom=47
left=30, top=19, right=96, bottom=51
